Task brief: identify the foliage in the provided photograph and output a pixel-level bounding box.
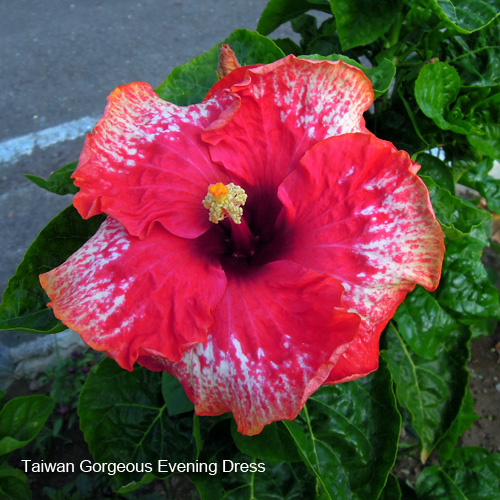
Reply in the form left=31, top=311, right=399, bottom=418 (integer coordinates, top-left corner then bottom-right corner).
left=33, top=350, right=102, bottom=455
left=1, top=1, right=500, bottom=497
left=0, top=393, right=54, bottom=499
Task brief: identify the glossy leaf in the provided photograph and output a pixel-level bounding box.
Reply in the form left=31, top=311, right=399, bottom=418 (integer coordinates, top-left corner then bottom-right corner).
left=0, top=206, right=105, bottom=333
left=416, top=447, right=500, bottom=499
left=382, top=323, right=470, bottom=462
left=161, top=372, right=194, bottom=417
left=25, top=161, right=78, bottom=196
left=283, top=359, right=400, bottom=500
left=379, top=473, right=401, bottom=500
left=460, top=158, right=500, bottom=213
left=0, top=463, right=31, bottom=500
left=417, top=153, right=455, bottom=193
left=393, top=287, right=459, bottom=359
left=468, top=109, right=500, bottom=158
left=372, top=93, right=430, bottom=155
left=273, top=36, right=303, bottom=55
left=191, top=459, right=315, bottom=500
left=231, top=420, right=302, bottom=463
left=364, top=59, right=397, bottom=99
left=257, top=0, right=331, bottom=35
left=0, top=395, right=54, bottom=455
left=79, top=358, right=198, bottom=486
left=400, top=480, right=418, bottom=500
left=78, top=358, right=196, bottom=485
left=298, top=15, right=341, bottom=56
left=429, top=0, right=500, bottom=33
left=291, top=14, right=323, bottom=53
left=436, top=391, right=480, bottom=462
left=330, top=0, right=402, bottom=50
left=415, top=61, right=466, bottom=133
left=155, top=29, right=285, bottom=106
left=421, top=175, right=491, bottom=240
left=446, top=19, right=500, bottom=86
left=435, top=227, right=500, bottom=322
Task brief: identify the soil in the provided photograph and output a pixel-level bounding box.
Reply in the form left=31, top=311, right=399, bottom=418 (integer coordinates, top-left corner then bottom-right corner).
left=463, top=331, right=500, bottom=452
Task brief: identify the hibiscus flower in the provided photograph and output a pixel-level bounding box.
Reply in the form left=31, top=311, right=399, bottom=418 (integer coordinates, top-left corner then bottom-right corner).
left=40, top=47, right=444, bottom=435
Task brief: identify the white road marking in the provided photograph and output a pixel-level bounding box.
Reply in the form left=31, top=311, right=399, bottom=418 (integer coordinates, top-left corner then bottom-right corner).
left=0, top=116, right=99, bottom=165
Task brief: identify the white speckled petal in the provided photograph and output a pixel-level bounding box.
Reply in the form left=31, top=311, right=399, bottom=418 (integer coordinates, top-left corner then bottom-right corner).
left=278, top=133, right=445, bottom=382
left=203, top=55, right=373, bottom=192
left=140, top=260, right=359, bottom=435
left=72, top=82, right=239, bottom=239
left=40, top=217, right=227, bottom=368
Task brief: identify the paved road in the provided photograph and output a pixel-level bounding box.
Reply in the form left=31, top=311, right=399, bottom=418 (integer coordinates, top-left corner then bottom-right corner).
left=0, top=0, right=292, bottom=348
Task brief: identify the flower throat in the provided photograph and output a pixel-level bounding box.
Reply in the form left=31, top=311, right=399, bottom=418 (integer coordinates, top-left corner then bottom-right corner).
left=203, top=182, right=258, bottom=258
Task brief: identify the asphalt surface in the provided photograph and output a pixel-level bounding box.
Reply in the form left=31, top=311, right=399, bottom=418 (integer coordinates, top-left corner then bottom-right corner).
left=0, top=0, right=293, bottom=348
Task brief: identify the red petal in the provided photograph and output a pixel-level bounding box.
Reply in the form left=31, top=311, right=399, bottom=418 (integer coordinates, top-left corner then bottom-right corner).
left=40, top=218, right=226, bottom=368
left=138, top=260, right=360, bottom=435
left=72, top=82, right=238, bottom=239
left=278, top=133, right=445, bottom=382
left=203, top=56, right=373, bottom=192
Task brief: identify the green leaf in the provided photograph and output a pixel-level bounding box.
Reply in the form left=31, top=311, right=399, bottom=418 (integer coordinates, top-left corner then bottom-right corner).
left=329, top=0, right=402, bottom=50
left=156, top=29, right=285, bottom=106
left=394, top=90, right=430, bottom=154
left=446, top=18, right=500, bottom=86
left=291, top=13, right=319, bottom=49
left=115, top=473, right=156, bottom=495
left=415, top=61, right=466, bottom=133
left=161, top=372, right=194, bottom=416
left=379, top=473, right=401, bottom=500
left=435, top=227, right=500, bottom=322
left=421, top=175, right=491, bottom=240
left=429, top=0, right=500, bottom=33
left=0, top=395, right=54, bottom=455
left=190, top=459, right=315, bottom=500
left=468, top=109, right=500, bottom=159
left=0, top=463, right=31, bottom=500
left=364, top=59, right=397, bottom=99
left=25, top=161, right=79, bottom=196
left=79, top=358, right=197, bottom=487
left=0, top=206, right=105, bottom=333
left=304, top=18, right=342, bottom=56
left=257, top=0, right=331, bottom=36
left=400, top=481, right=418, bottom=500
left=382, top=322, right=470, bottom=462
left=436, top=391, right=480, bottom=462
left=273, top=37, right=303, bottom=55
left=417, top=153, right=455, bottom=193
left=459, top=158, right=500, bottom=213
left=393, top=287, right=460, bottom=359
left=292, top=14, right=341, bottom=56
left=283, top=359, right=400, bottom=499
left=301, top=53, right=396, bottom=98
left=231, top=420, right=302, bottom=463
left=416, top=447, right=500, bottom=499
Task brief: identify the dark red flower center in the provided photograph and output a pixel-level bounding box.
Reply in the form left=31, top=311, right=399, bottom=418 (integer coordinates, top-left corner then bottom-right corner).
left=204, top=182, right=284, bottom=269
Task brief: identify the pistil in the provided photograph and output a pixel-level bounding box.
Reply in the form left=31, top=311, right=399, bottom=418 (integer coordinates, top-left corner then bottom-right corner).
left=228, top=216, right=258, bottom=257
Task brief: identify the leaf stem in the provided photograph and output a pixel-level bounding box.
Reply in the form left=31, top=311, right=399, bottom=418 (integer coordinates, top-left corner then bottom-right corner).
left=448, top=45, right=499, bottom=63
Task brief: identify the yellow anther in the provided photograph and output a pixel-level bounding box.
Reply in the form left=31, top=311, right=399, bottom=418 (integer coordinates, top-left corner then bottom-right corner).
left=203, top=182, right=247, bottom=224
